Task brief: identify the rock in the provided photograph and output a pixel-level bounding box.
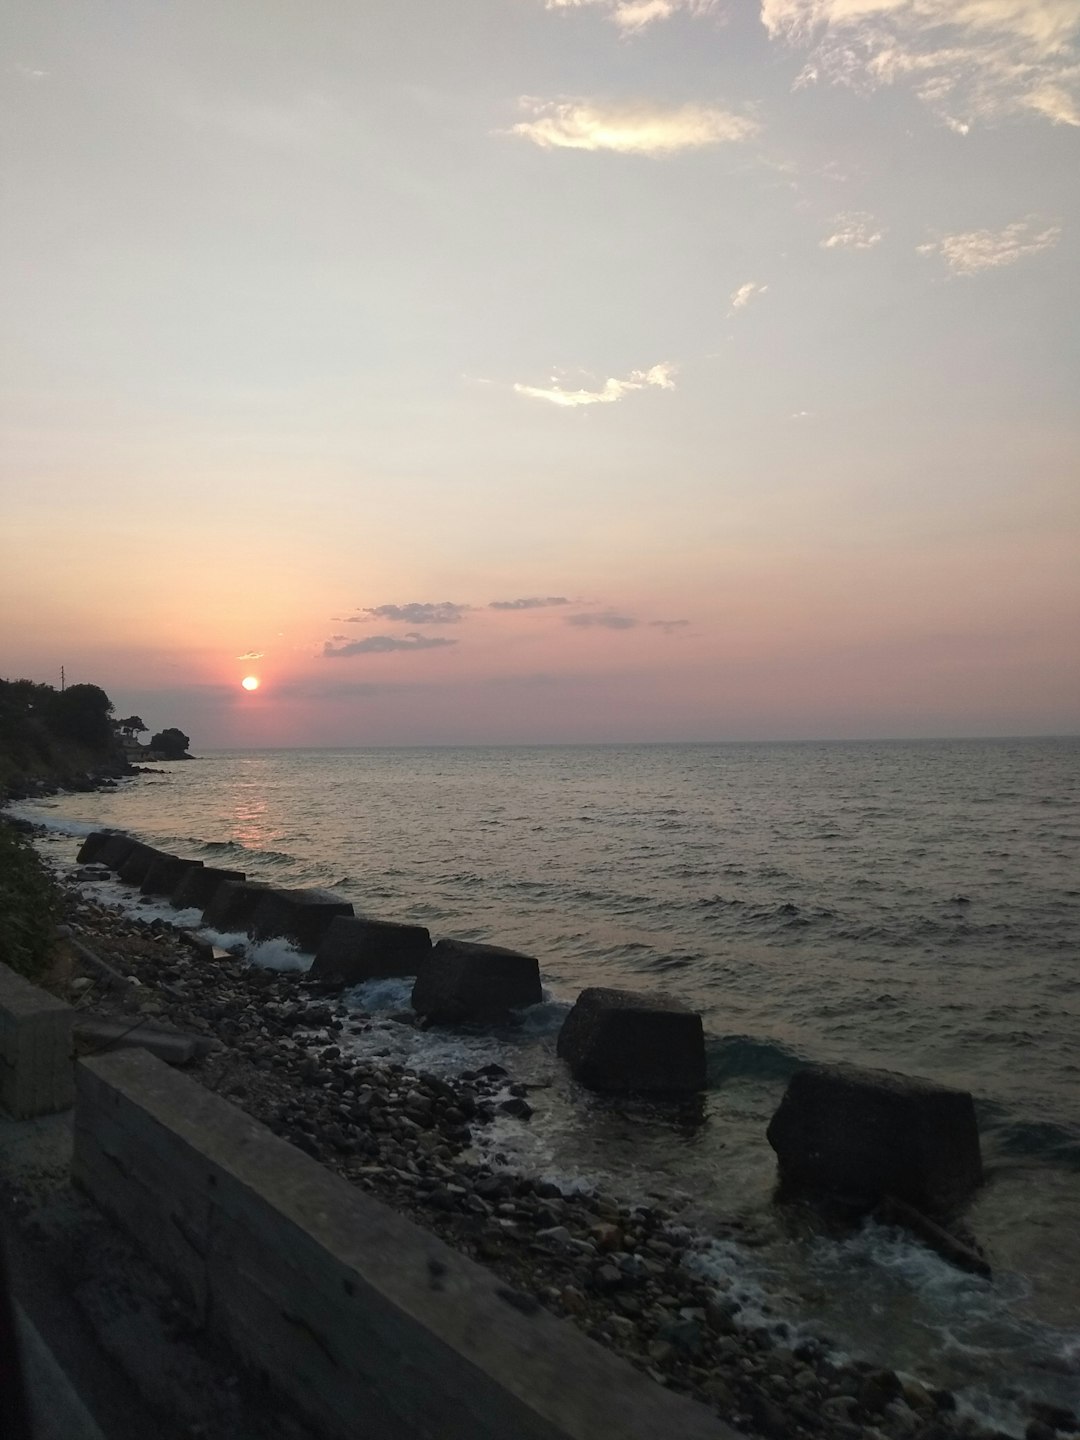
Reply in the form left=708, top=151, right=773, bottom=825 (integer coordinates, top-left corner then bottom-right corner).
left=202, top=879, right=273, bottom=933
left=248, top=888, right=354, bottom=953
left=140, top=854, right=203, bottom=897
left=1027, top=1423, right=1059, bottom=1440
left=411, top=939, right=542, bottom=1025
left=309, top=915, right=432, bottom=987
left=171, top=865, right=245, bottom=911
left=766, top=1062, right=983, bottom=1214
left=498, top=1097, right=534, bottom=1120
left=858, top=1369, right=902, bottom=1414
left=117, top=843, right=168, bottom=887
left=556, top=986, right=706, bottom=1094
left=1029, top=1402, right=1079, bottom=1433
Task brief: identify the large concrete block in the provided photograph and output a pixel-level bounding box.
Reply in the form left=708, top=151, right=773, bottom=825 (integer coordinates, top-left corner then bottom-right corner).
left=556, top=987, right=706, bottom=1094
left=73, top=1050, right=737, bottom=1440
left=412, top=939, right=542, bottom=1025
left=171, top=865, right=245, bottom=911
left=766, top=1062, right=983, bottom=1215
left=248, top=889, right=354, bottom=954
left=75, top=831, right=114, bottom=865
left=140, top=855, right=203, bottom=897
left=98, top=833, right=140, bottom=869
left=117, top=843, right=167, bottom=887
left=309, top=916, right=431, bottom=987
left=201, top=879, right=271, bottom=934
left=0, top=963, right=74, bottom=1117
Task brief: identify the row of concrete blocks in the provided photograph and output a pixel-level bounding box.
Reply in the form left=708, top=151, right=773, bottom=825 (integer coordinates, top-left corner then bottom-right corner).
left=73, top=830, right=984, bottom=1217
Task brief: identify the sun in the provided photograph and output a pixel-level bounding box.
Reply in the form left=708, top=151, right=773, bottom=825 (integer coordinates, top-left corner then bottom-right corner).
left=241, top=675, right=260, bottom=691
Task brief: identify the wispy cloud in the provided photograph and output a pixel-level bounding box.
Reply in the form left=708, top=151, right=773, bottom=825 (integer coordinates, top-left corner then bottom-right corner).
left=489, top=596, right=571, bottom=610
left=917, top=217, right=1062, bottom=275
left=762, top=0, right=1080, bottom=129
left=649, top=619, right=690, bottom=632
left=567, top=612, right=638, bottom=629
left=514, top=362, right=677, bottom=408
left=729, top=280, right=768, bottom=314
left=821, top=211, right=884, bottom=249
left=322, top=633, right=458, bottom=658
left=510, top=98, right=758, bottom=154
left=356, top=602, right=470, bottom=625
left=236, top=650, right=265, bottom=660
left=542, top=0, right=719, bottom=33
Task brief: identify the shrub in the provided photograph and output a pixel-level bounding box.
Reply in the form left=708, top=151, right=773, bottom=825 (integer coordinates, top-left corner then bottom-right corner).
left=0, top=823, right=59, bottom=980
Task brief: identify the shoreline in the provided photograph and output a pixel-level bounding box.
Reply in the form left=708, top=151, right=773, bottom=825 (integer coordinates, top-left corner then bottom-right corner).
left=15, top=813, right=1074, bottom=1440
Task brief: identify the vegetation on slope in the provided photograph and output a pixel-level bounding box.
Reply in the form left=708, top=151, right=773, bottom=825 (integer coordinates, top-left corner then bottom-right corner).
left=0, top=821, right=59, bottom=980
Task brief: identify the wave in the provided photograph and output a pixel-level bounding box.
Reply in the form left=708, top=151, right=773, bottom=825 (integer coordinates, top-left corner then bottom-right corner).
left=707, top=1034, right=806, bottom=1084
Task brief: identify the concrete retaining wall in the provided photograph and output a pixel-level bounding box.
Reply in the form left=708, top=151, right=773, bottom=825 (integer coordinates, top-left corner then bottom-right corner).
left=73, top=1049, right=738, bottom=1440
left=0, top=963, right=74, bottom=1117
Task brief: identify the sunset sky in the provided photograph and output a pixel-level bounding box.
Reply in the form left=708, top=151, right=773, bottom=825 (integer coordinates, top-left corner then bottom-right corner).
left=2, top=0, right=1078, bottom=747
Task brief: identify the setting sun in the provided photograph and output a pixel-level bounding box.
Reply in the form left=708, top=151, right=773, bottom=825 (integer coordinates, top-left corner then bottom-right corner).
left=241, top=676, right=260, bottom=691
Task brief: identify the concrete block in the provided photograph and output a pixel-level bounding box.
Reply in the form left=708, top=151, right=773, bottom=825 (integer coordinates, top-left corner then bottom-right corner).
left=73, top=1050, right=738, bottom=1440
left=0, top=963, right=74, bottom=1117
left=140, top=855, right=203, bottom=898
left=412, top=939, right=542, bottom=1024
left=248, top=889, right=354, bottom=954
left=117, top=844, right=167, bottom=887
left=766, top=1062, right=983, bottom=1214
left=75, top=831, right=113, bottom=865
left=73, top=1017, right=201, bottom=1065
left=201, top=879, right=271, bottom=934
left=98, top=833, right=140, bottom=869
left=309, top=916, right=431, bottom=987
left=171, top=866, right=245, bottom=911
left=557, top=987, right=706, bottom=1095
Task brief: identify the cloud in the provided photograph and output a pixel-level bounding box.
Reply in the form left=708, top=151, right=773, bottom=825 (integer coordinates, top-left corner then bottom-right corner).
left=567, top=612, right=638, bottom=629
left=358, top=602, right=470, bottom=625
left=649, top=619, right=690, bottom=632
left=236, top=650, right=265, bottom=660
left=322, top=633, right=458, bottom=658
left=514, top=362, right=677, bottom=408
left=820, top=211, right=885, bottom=249
left=489, top=596, right=571, bottom=610
left=761, top=0, right=1080, bottom=129
left=917, top=217, right=1062, bottom=274
left=510, top=98, right=758, bottom=154
left=543, top=0, right=720, bottom=32
left=729, top=280, right=768, bottom=313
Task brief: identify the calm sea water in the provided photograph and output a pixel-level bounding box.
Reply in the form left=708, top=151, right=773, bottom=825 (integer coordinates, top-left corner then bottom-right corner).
left=14, top=738, right=1080, bottom=1426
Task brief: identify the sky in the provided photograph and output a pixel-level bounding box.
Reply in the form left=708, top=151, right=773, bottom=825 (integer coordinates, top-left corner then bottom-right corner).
left=2, top=0, right=1078, bottom=748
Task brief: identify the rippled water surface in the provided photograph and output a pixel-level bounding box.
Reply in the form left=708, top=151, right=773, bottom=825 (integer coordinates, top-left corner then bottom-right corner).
left=15, top=738, right=1080, bottom=1423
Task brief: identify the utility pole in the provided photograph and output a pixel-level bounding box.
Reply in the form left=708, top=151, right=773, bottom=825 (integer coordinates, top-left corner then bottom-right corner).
left=60, top=665, right=65, bottom=693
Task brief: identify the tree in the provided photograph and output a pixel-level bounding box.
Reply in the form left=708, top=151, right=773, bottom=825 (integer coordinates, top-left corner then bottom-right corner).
left=116, top=715, right=148, bottom=739
left=150, top=727, right=191, bottom=758
left=53, top=684, right=114, bottom=748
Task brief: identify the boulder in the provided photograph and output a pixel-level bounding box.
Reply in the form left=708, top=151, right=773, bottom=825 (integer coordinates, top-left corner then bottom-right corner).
left=556, top=987, right=706, bottom=1094
left=202, top=879, right=272, bottom=934
left=309, top=916, right=431, bottom=987
left=116, top=843, right=168, bottom=886
left=140, top=855, right=203, bottom=897
left=411, top=938, right=542, bottom=1025
left=248, top=888, right=354, bottom=953
left=171, top=865, right=245, bottom=911
left=766, top=1062, right=983, bottom=1214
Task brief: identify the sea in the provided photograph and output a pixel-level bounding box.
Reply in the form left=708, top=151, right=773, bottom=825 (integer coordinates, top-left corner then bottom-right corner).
left=9, top=738, right=1080, bottom=1430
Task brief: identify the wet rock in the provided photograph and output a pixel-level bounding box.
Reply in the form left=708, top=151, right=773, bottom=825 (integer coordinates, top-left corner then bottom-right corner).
left=556, top=986, right=707, bottom=1094
left=498, top=1096, right=534, bottom=1121
left=859, top=1369, right=903, bottom=1414
left=412, top=939, right=542, bottom=1025
left=766, top=1063, right=983, bottom=1214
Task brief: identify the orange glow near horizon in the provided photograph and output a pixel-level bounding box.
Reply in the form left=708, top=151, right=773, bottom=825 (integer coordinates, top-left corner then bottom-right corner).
left=241, top=675, right=260, bottom=691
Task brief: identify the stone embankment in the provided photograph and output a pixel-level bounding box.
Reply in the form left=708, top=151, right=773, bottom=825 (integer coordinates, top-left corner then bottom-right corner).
left=38, top=869, right=1071, bottom=1440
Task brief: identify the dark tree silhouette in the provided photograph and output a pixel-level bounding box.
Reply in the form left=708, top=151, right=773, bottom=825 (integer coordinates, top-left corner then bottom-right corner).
left=53, top=684, right=114, bottom=747
left=150, top=727, right=191, bottom=758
